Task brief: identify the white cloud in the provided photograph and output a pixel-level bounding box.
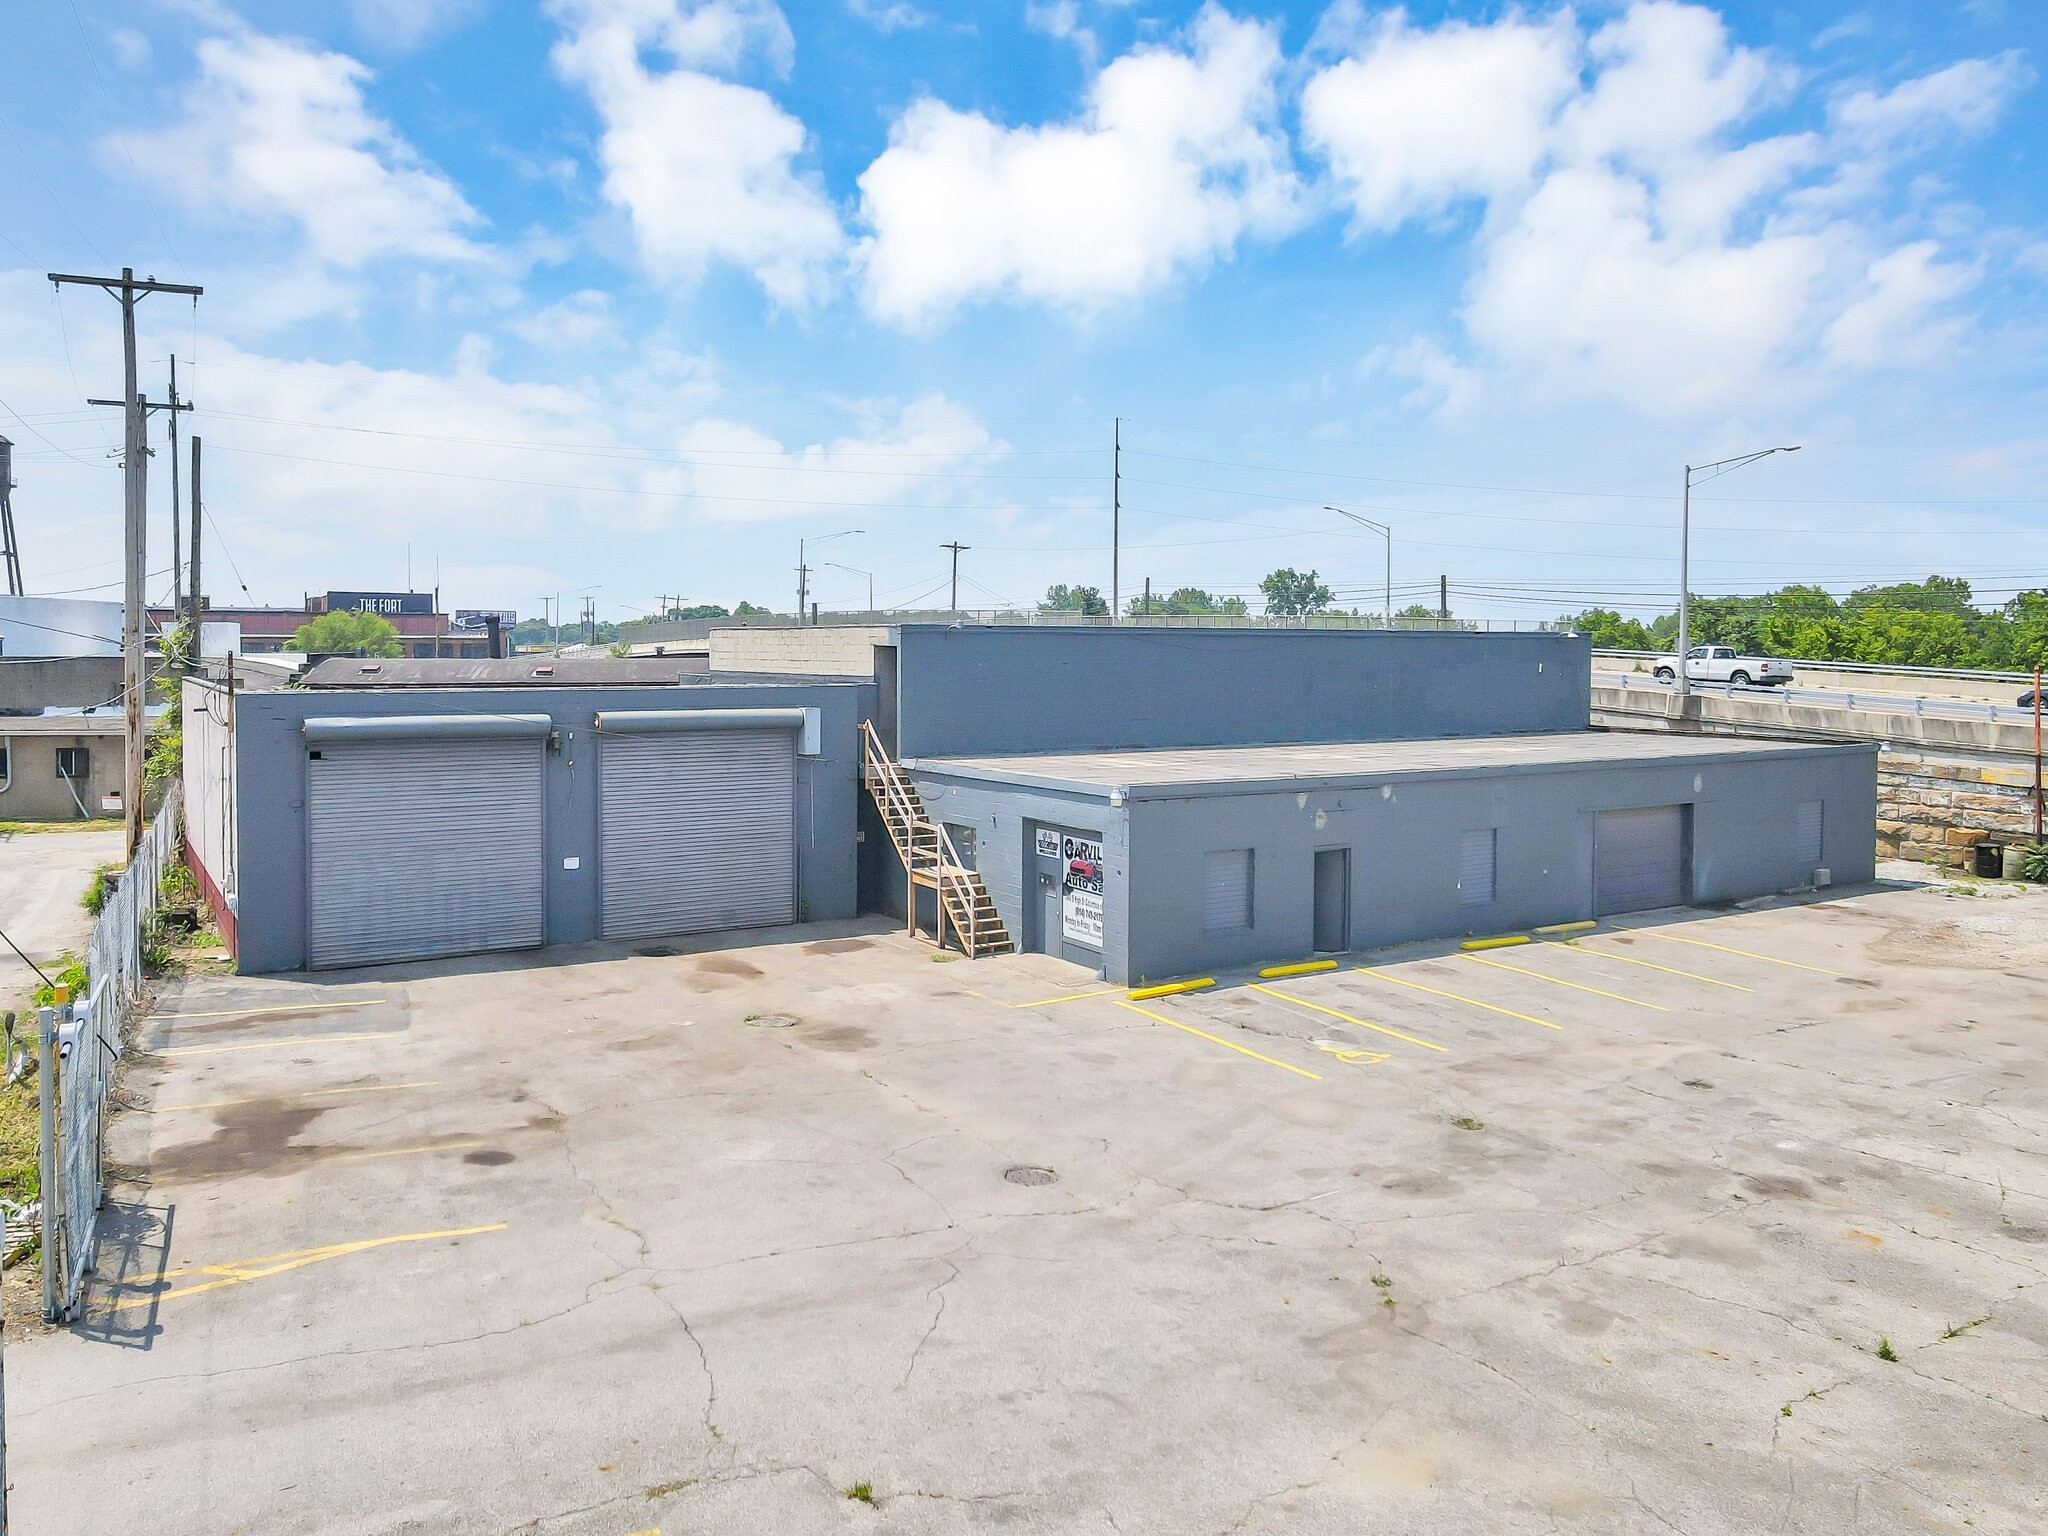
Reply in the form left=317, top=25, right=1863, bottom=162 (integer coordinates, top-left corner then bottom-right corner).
left=1301, top=1, right=2032, bottom=417
left=1301, top=8, right=1578, bottom=230
left=1831, top=51, right=2033, bottom=145
left=509, top=289, right=620, bottom=349
left=350, top=0, right=487, bottom=51
left=1026, top=1, right=1097, bottom=67
left=549, top=0, right=842, bottom=304
left=856, top=5, right=1300, bottom=327
left=109, top=28, right=151, bottom=69
left=123, top=30, right=481, bottom=268
left=847, top=0, right=930, bottom=33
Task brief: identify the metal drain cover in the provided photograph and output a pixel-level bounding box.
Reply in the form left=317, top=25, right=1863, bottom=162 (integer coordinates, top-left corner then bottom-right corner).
left=745, top=1013, right=799, bottom=1028
left=1003, top=1165, right=1059, bottom=1187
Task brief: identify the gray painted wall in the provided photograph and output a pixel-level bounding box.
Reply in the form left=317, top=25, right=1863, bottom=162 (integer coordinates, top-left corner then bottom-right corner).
left=231, top=681, right=869, bottom=973
left=916, top=743, right=1875, bottom=984
left=904, top=769, right=1129, bottom=976
left=1121, top=746, right=1877, bottom=983
left=893, top=625, right=1591, bottom=758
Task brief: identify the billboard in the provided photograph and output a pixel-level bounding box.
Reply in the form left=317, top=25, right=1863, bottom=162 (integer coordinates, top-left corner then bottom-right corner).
left=453, top=609, right=518, bottom=631
left=326, top=590, right=433, bottom=616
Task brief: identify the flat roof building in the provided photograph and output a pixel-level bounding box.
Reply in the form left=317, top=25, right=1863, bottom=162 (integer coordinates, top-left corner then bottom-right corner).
left=181, top=622, right=1875, bottom=980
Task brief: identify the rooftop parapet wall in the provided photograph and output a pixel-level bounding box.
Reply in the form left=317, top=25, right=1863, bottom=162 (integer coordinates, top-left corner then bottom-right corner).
left=895, top=626, right=1592, bottom=758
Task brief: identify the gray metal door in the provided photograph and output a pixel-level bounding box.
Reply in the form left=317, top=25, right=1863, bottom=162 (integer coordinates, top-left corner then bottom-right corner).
left=1313, top=848, right=1349, bottom=953
left=307, top=736, right=545, bottom=968
left=1595, top=805, right=1688, bottom=915
left=600, top=728, right=795, bottom=938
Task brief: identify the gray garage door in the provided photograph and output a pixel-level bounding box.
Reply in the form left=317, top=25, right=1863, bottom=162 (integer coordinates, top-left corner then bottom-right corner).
left=307, top=730, right=546, bottom=968
left=600, top=726, right=796, bottom=939
left=1594, top=805, right=1688, bottom=915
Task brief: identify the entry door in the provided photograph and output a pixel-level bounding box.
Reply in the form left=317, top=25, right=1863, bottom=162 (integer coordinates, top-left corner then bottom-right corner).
left=307, top=736, right=545, bottom=968
left=1313, top=848, right=1350, bottom=953
left=1594, top=805, right=1689, bottom=915
left=600, top=728, right=795, bottom=939
left=1030, top=822, right=1103, bottom=964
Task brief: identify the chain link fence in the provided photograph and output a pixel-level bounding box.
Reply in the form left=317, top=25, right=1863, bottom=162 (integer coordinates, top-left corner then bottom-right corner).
left=39, top=783, right=181, bottom=1322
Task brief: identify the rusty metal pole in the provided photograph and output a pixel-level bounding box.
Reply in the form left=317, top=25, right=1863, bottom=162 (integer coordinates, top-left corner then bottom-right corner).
left=2034, top=663, right=2042, bottom=844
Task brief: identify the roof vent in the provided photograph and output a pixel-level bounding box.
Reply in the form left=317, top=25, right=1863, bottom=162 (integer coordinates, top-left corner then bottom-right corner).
left=359, top=663, right=381, bottom=674
left=533, top=665, right=554, bottom=677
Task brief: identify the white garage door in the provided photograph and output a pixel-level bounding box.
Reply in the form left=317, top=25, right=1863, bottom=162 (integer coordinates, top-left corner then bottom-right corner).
left=306, top=725, right=547, bottom=969
left=600, top=724, right=796, bottom=939
left=1594, top=805, right=1688, bottom=915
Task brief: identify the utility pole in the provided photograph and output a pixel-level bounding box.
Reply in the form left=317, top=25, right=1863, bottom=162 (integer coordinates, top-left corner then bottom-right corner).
left=0, top=436, right=21, bottom=597
left=1142, top=576, right=1151, bottom=620
left=941, top=541, right=970, bottom=613
left=187, top=436, right=203, bottom=637
left=1439, top=574, right=1448, bottom=624
left=1112, top=417, right=1121, bottom=622
left=52, top=267, right=204, bottom=857
left=167, top=355, right=183, bottom=611
left=582, top=596, right=595, bottom=647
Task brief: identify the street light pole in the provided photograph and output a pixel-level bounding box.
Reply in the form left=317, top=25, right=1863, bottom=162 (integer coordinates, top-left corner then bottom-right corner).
left=822, top=560, right=873, bottom=613
left=1676, top=446, right=1800, bottom=699
left=1327, top=507, right=1392, bottom=629
left=799, top=528, right=863, bottom=625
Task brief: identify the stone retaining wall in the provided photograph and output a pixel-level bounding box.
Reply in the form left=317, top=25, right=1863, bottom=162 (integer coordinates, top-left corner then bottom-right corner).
left=1877, top=753, right=2040, bottom=866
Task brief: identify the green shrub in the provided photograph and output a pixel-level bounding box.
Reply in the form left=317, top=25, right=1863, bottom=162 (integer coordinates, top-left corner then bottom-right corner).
left=2022, top=844, right=2048, bottom=884
left=80, top=864, right=120, bottom=916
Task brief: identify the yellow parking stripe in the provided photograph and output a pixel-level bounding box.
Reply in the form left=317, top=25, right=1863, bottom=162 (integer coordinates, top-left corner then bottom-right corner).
left=150, top=999, right=387, bottom=1021
left=1619, top=928, right=1841, bottom=976
left=155, top=1030, right=406, bottom=1057
left=1117, top=1000, right=1322, bottom=1080
left=1248, top=983, right=1448, bottom=1052
left=967, top=987, right=1121, bottom=1008
left=1354, top=967, right=1560, bottom=1029
left=109, top=1223, right=507, bottom=1311
left=1462, top=955, right=1667, bottom=1011
left=1551, top=942, right=1750, bottom=991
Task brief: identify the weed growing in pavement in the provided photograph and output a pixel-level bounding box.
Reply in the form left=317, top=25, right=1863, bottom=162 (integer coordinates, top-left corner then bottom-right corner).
left=1876, top=1337, right=1899, bottom=1362
left=1370, top=1272, right=1392, bottom=1289
left=1683, top=1079, right=1714, bottom=1090
left=1943, top=1317, right=1990, bottom=1340
left=1450, top=1116, right=1484, bottom=1132
left=845, top=1482, right=876, bottom=1504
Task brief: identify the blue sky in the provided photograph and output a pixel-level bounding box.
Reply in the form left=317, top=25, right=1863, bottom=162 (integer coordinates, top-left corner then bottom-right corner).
left=2, top=0, right=2044, bottom=625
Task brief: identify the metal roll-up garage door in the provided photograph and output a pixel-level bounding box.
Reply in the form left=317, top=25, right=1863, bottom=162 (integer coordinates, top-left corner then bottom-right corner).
left=306, top=718, right=548, bottom=969
left=1594, top=805, right=1688, bottom=915
left=599, top=713, right=798, bottom=939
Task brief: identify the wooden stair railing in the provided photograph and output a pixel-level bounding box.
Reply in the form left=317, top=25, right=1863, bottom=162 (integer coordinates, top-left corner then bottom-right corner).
left=861, top=719, right=1013, bottom=958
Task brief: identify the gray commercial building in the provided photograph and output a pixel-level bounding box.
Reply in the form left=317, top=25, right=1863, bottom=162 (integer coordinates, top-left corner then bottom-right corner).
left=185, top=623, right=1876, bottom=980
left=187, top=676, right=871, bottom=973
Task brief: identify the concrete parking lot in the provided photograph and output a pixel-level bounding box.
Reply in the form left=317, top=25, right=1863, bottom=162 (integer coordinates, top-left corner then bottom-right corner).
left=0, top=823, right=120, bottom=1005
left=12, top=878, right=2048, bottom=1534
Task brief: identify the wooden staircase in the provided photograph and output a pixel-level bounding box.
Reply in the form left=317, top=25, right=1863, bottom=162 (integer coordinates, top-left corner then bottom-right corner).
left=861, top=719, right=1013, bottom=958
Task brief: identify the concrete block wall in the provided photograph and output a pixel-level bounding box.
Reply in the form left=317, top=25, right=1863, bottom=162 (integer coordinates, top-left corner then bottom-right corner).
left=1878, top=752, right=2041, bottom=865
left=709, top=625, right=888, bottom=676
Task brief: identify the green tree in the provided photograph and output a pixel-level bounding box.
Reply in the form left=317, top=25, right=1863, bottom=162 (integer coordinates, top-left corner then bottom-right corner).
left=1566, top=608, right=1654, bottom=649
left=734, top=601, right=771, bottom=615
left=290, top=610, right=404, bottom=656
left=1259, top=568, right=1333, bottom=618
left=1124, top=586, right=1249, bottom=617
left=1040, top=583, right=1109, bottom=616
left=1844, top=575, right=1974, bottom=619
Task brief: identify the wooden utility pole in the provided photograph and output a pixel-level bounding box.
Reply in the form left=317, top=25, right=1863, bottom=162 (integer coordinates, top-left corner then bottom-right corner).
left=167, top=355, right=183, bottom=611
left=1111, top=417, right=1121, bottom=622
left=0, top=435, right=21, bottom=597
left=940, top=541, right=970, bottom=613
left=50, top=268, right=204, bottom=856
left=187, top=436, right=203, bottom=634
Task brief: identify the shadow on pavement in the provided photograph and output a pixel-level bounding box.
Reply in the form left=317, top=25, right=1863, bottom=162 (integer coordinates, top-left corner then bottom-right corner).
left=71, top=1196, right=173, bottom=1350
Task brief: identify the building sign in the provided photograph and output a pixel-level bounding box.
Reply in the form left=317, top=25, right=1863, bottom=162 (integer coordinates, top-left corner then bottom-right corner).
left=1035, top=827, right=1060, bottom=858
left=453, top=609, right=518, bottom=631
left=1059, top=832, right=1104, bottom=947
left=327, top=590, right=433, bottom=616
left=1062, top=890, right=1103, bottom=947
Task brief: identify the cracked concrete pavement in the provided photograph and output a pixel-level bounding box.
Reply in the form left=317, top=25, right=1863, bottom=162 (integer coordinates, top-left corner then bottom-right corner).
left=10, top=877, right=2048, bottom=1534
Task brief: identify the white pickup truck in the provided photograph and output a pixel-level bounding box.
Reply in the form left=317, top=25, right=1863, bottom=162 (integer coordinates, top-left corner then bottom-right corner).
left=1652, top=645, right=1796, bottom=687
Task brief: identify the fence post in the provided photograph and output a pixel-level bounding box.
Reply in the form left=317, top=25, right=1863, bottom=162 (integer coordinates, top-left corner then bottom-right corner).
left=36, top=1005, right=58, bottom=1324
